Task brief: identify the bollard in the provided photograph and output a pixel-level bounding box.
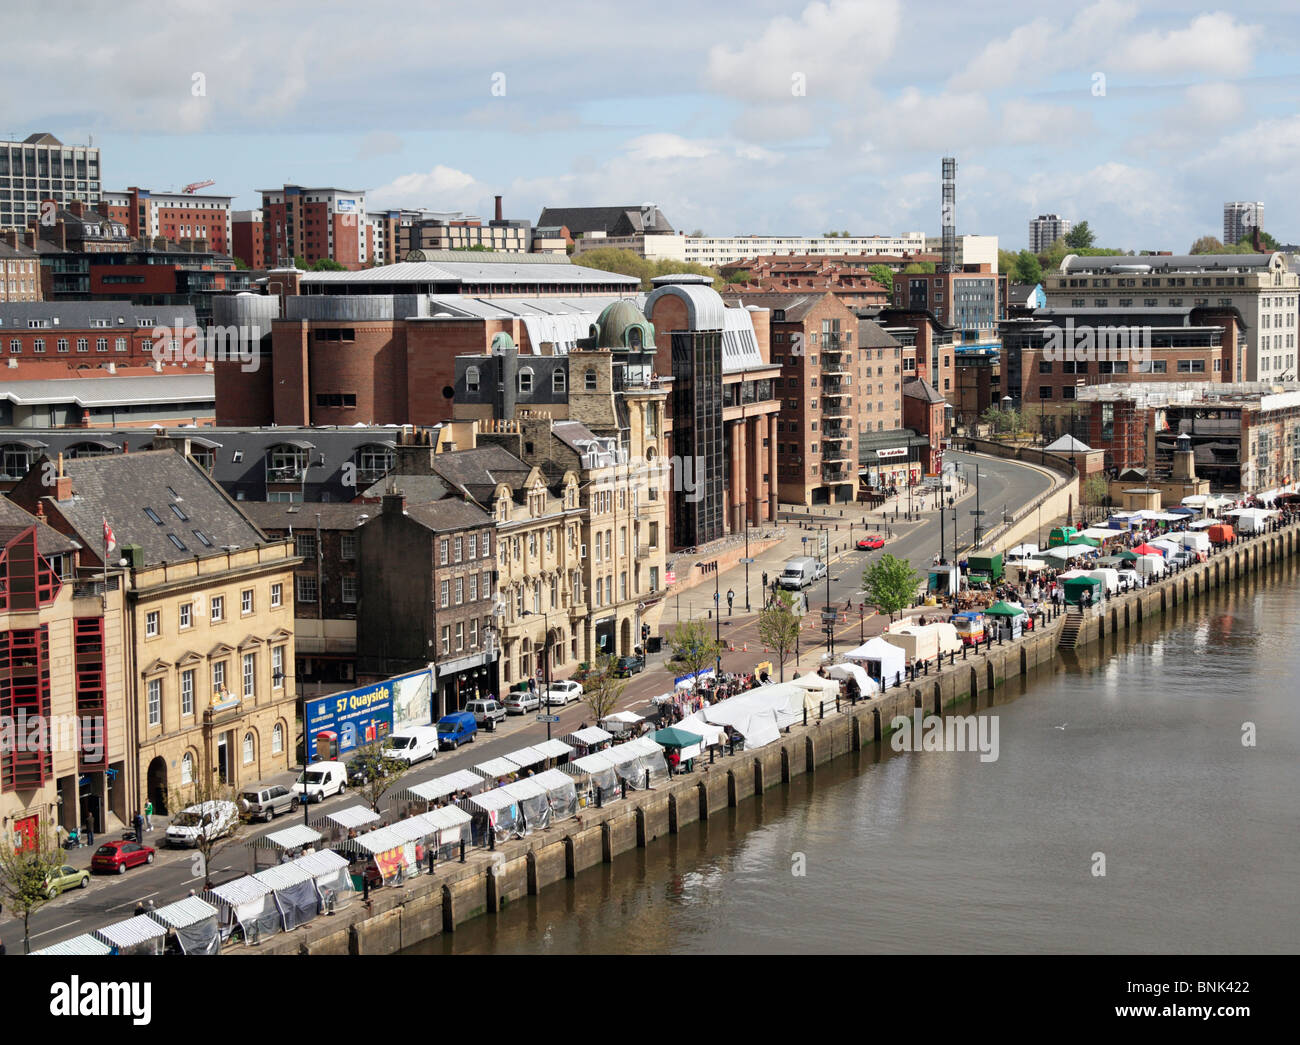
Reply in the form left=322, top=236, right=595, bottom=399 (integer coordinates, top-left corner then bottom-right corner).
left=363, top=875, right=370, bottom=902
left=923, top=659, right=929, bottom=675
left=803, top=706, right=808, bottom=727
left=489, top=827, right=496, bottom=851
left=963, top=644, right=968, bottom=660
left=646, top=769, right=652, bottom=789
left=835, top=693, right=841, bottom=713
left=460, top=839, right=466, bottom=863
left=729, top=736, right=735, bottom=756
left=596, top=785, right=603, bottom=808
left=819, top=700, right=825, bottom=720
left=710, top=745, right=716, bottom=764
left=428, top=849, right=435, bottom=874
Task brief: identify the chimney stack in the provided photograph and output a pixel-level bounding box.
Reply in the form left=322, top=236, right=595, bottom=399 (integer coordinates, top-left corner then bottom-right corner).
left=1, top=229, right=17, bottom=248
left=381, top=492, right=407, bottom=515
left=494, top=195, right=503, bottom=222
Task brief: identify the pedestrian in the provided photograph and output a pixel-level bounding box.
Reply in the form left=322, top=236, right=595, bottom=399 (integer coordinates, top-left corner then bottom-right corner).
left=144, top=799, right=153, bottom=832
left=726, top=588, right=735, bottom=615
left=83, top=817, right=94, bottom=848
left=132, top=809, right=144, bottom=844
left=0, top=936, right=6, bottom=956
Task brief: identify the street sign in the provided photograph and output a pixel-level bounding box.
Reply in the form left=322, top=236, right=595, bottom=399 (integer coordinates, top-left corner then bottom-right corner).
left=818, top=532, right=828, bottom=558
left=970, top=509, right=986, bottom=515
left=739, top=557, right=755, bottom=564
left=535, top=715, right=560, bottom=723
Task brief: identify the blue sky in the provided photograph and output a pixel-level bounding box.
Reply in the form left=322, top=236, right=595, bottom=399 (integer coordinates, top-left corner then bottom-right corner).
left=5, top=0, right=1300, bottom=251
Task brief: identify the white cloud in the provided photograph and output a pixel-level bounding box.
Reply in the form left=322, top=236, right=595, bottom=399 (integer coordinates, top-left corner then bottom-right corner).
left=1112, top=12, right=1262, bottom=78
left=998, top=99, right=1097, bottom=145
left=370, top=165, right=483, bottom=209
left=706, top=0, right=901, bottom=101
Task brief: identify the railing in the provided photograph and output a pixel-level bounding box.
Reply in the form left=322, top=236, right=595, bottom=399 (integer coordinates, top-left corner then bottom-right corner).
left=72, top=576, right=121, bottom=598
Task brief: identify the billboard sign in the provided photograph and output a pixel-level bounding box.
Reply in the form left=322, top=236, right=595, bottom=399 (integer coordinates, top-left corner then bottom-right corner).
left=305, top=668, right=432, bottom=761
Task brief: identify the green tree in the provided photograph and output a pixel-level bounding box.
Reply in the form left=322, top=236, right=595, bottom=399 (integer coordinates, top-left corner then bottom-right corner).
left=1189, top=235, right=1225, bottom=255
left=1231, top=229, right=1280, bottom=253
left=998, top=248, right=1020, bottom=276
left=1012, top=249, right=1043, bottom=285
left=666, top=619, right=723, bottom=694
left=581, top=652, right=627, bottom=722
left=1064, top=221, right=1096, bottom=249
left=757, top=589, right=802, bottom=682
left=867, top=263, right=895, bottom=293
left=232, top=256, right=250, bottom=270
left=1081, top=475, right=1110, bottom=507
left=980, top=403, right=1020, bottom=434
left=0, top=828, right=66, bottom=953
left=168, top=775, right=243, bottom=890
left=347, top=739, right=412, bottom=814
left=903, top=261, right=936, bottom=274
left=862, top=554, right=922, bottom=622
left=1040, top=236, right=1070, bottom=270
left=310, top=257, right=346, bottom=271
left=576, top=247, right=724, bottom=291
left=725, top=269, right=753, bottom=284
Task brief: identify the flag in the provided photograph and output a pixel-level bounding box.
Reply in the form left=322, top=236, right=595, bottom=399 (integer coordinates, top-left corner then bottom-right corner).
left=103, top=517, right=116, bottom=556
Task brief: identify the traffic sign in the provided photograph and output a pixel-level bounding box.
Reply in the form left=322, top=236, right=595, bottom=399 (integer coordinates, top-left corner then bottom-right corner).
left=739, top=557, right=755, bottom=564
left=970, top=509, right=986, bottom=515
left=536, top=715, right=560, bottom=723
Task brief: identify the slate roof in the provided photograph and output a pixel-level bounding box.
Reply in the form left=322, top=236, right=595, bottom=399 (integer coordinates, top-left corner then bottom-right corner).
left=40, top=450, right=270, bottom=567
left=537, top=206, right=675, bottom=238
left=902, top=377, right=946, bottom=404
left=718, top=291, right=823, bottom=321
left=0, top=301, right=196, bottom=330
left=0, top=497, right=81, bottom=555
left=857, top=319, right=903, bottom=349
left=237, top=501, right=374, bottom=531
left=403, top=499, right=493, bottom=534
left=429, top=445, right=532, bottom=499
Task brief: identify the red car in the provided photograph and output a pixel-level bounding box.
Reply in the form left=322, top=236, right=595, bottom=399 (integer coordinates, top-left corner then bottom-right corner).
left=856, top=536, right=886, bottom=550
left=91, top=840, right=156, bottom=875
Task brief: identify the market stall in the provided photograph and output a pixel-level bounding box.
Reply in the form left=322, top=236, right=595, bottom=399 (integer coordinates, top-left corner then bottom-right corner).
left=31, top=933, right=112, bottom=956
left=147, top=895, right=220, bottom=955
left=498, top=778, right=552, bottom=833
left=560, top=725, right=614, bottom=755
left=600, top=710, right=645, bottom=736
left=561, top=751, right=621, bottom=806
left=421, top=805, right=473, bottom=859
left=605, top=736, right=670, bottom=788
left=532, top=768, right=580, bottom=820
left=292, top=847, right=355, bottom=912
left=340, top=825, right=413, bottom=887
left=983, top=600, right=1028, bottom=639
left=385, top=814, right=439, bottom=874
left=651, top=725, right=705, bottom=769
left=246, top=822, right=322, bottom=871
left=391, top=770, right=489, bottom=815
left=790, top=673, right=841, bottom=714
left=533, top=738, right=575, bottom=766
left=458, top=788, right=523, bottom=845
left=312, top=805, right=381, bottom=845
left=826, top=661, right=880, bottom=698
left=92, top=915, right=166, bottom=956
left=472, top=756, right=524, bottom=786
left=205, top=876, right=281, bottom=945
left=502, top=745, right=548, bottom=773
left=1063, top=575, right=1103, bottom=607
left=843, top=636, right=907, bottom=687
left=1005, top=543, right=1039, bottom=559
left=253, top=863, right=320, bottom=931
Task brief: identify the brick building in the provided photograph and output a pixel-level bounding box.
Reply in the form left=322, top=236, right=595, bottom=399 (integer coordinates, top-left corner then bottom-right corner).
left=98, top=187, right=232, bottom=256
left=721, top=257, right=891, bottom=309
left=231, top=210, right=264, bottom=270
left=889, top=264, right=1007, bottom=358
left=259, top=185, right=369, bottom=269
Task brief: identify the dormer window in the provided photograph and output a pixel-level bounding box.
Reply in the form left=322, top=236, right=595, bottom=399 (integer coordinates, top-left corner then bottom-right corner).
left=518, top=367, right=534, bottom=393
left=553, top=369, right=566, bottom=394
left=465, top=365, right=480, bottom=393
left=628, top=327, right=642, bottom=349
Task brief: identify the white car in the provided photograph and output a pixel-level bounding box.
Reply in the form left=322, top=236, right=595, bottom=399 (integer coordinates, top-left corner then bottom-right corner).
left=165, top=800, right=240, bottom=848
left=544, top=680, right=584, bottom=706
left=504, top=690, right=541, bottom=714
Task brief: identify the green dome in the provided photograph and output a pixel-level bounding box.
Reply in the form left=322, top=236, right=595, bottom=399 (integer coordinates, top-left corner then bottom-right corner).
left=594, top=299, right=654, bottom=350
left=490, top=331, right=516, bottom=352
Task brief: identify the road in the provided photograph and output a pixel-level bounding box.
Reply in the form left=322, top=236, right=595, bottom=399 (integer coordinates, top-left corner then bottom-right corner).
left=1, top=450, right=1055, bottom=953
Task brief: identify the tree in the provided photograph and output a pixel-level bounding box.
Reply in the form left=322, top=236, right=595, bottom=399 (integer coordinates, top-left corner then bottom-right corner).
left=688, top=229, right=705, bottom=237
left=168, top=775, right=243, bottom=890
left=757, top=589, right=802, bottom=682
left=903, top=261, right=936, bottom=274
left=575, top=247, right=724, bottom=291
left=347, top=739, right=412, bottom=814
left=1082, top=475, right=1110, bottom=507
left=1231, top=229, right=1280, bottom=253
left=232, top=256, right=250, bottom=270
left=725, top=269, right=753, bottom=284
left=997, top=248, right=1020, bottom=276
left=310, top=257, right=346, bottom=271
left=1189, top=235, right=1225, bottom=255
left=581, top=652, right=627, bottom=722
left=980, top=403, right=1020, bottom=434
left=0, top=828, right=67, bottom=953
left=666, top=619, right=723, bottom=695
left=1012, top=249, right=1043, bottom=285
left=867, top=264, right=895, bottom=293
left=863, top=554, right=922, bottom=622
left=1064, top=221, right=1096, bottom=249
left=1040, top=236, right=1071, bottom=270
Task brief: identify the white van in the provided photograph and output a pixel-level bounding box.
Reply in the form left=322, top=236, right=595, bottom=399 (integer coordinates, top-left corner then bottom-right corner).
left=165, top=800, right=240, bottom=848
left=382, top=727, right=438, bottom=766
left=779, top=556, right=825, bottom=590
left=293, top=761, right=347, bottom=804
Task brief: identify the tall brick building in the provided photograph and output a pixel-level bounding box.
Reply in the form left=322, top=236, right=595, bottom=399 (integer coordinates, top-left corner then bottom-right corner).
left=259, top=185, right=369, bottom=269
left=98, top=187, right=232, bottom=256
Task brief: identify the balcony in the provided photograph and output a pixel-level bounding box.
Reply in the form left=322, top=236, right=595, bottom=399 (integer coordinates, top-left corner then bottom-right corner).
left=821, top=466, right=850, bottom=482
left=821, top=448, right=850, bottom=464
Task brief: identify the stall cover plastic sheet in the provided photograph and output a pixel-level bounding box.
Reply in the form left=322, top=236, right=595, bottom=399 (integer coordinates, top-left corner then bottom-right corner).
left=499, top=778, right=551, bottom=832
left=843, top=637, right=906, bottom=686
left=93, top=915, right=166, bottom=956
left=561, top=752, right=620, bottom=799
left=502, top=745, right=547, bottom=770
left=293, top=848, right=355, bottom=910
left=422, top=804, right=473, bottom=854
left=253, top=863, right=319, bottom=932
left=205, top=877, right=281, bottom=944
left=458, top=788, right=522, bottom=843
left=674, top=714, right=727, bottom=747
left=148, top=895, right=220, bottom=955
left=608, top=736, right=669, bottom=787
left=532, top=768, right=579, bottom=820
left=827, top=662, right=880, bottom=695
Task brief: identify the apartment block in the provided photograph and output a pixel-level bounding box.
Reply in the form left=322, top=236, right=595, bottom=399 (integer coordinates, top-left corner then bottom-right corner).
left=260, top=185, right=368, bottom=269
left=99, top=187, right=232, bottom=255
left=1028, top=214, right=1072, bottom=254
left=0, top=133, right=101, bottom=232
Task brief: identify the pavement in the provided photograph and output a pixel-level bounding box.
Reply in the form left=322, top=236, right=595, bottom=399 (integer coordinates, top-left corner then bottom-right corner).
left=2, top=449, right=1059, bottom=953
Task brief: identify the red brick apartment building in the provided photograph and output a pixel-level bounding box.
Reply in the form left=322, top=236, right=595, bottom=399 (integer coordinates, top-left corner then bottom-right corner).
left=98, top=187, right=232, bottom=256
left=260, top=185, right=369, bottom=269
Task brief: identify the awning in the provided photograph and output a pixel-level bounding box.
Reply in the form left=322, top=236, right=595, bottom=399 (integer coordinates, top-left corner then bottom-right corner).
left=472, top=757, right=520, bottom=779
left=94, top=915, right=166, bottom=950
left=293, top=849, right=351, bottom=877
left=397, top=769, right=488, bottom=804
left=207, top=876, right=273, bottom=906
left=32, top=933, right=112, bottom=956
left=502, top=745, right=547, bottom=770
left=563, top=726, right=613, bottom=746
left=252, top=863, right=315, bottom=891
left=248, top=823, right=322, bottom=851
left=313, top=805, right=380, bottom=832
left=533, top=738, right=574, bottom=760
left=148, top=895, right=219, bottom=930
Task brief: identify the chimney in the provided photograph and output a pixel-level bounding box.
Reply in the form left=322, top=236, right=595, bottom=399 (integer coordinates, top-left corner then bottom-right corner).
left=1, top=229, right=17, bottom=248
left=381, top=492, right=406, bottom=515
left=54, top=453, right=73, bottom=500
left=35, top=500, right=45, bottom=520
left=69, top=200, right=86, bottom=218
left=23, top=227, right=35, bottom=248
left=494, top=195, right=503, bottom=222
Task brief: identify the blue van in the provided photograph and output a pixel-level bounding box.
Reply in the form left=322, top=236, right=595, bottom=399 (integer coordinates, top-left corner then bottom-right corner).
left=436, top=711, right=477, bottom=750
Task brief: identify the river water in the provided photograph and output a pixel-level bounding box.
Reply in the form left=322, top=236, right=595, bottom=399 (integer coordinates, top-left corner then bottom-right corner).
left=407, top=560, right=1300, bottom=954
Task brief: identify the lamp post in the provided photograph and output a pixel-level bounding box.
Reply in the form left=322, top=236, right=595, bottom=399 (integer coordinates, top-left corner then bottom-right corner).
left=744, top=523, right=751, bottom=612
left=713, top=564, right=721, bottom=675
left=522, top=610, right=552, bottom=741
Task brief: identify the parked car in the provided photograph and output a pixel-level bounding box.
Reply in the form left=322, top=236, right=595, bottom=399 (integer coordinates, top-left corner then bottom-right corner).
left=44, top=863, right=90, bottom=899
left=613, top=655, right=645, bottom=678
left=347, top=752, right=398, bottom=786
left=166, top=800, right=240, bottom=848
left=543, top=680, right=584, bottom=705
left=239, top=785, right=298, bottom=823
left=382, top=726, right=438, bottom=766
left=91, top=840, right=155, bottom=875
left=504, top=690, right=541, bottom=714
left=436, top=711, right=478, bottom=749
left=466, top=698, right=507, bottom=730
left=856, top=535, right=886, bottom=550
left=292, top=761, right=348, bottom=804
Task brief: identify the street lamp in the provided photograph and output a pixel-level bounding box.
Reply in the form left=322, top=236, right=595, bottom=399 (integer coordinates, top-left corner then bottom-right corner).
left=521, top=610, right=553, bottom=742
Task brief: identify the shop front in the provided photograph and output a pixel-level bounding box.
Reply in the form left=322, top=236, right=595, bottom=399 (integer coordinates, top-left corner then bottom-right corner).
left=857, top=433, right=930, bottom=500
left=435, top=650, right=500, bottom=715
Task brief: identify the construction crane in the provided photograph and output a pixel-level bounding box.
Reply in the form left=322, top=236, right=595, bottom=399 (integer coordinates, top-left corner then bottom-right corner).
left=182, top=179, right=215, bottom=194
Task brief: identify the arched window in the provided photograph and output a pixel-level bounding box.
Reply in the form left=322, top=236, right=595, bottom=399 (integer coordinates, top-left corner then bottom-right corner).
left=518, top=367, right=534, bottom=393
left=628, top=327, right=643, bottom=349
left=242, top=732, right=255, bottom=765
left=465, top=365, right=480, bottom=393
left=552, top=369, right=566, bottom=394
left=181, top=751, right=194, bottom=785
left=272, top=722, right=284, bottom=755
left=584, top=367, right=597, bottom=391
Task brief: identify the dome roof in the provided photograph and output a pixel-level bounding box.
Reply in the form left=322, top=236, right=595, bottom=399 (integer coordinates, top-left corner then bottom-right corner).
left=594, top=299, right=654, bottom=350
left=490, top=331, right=517, bottom=352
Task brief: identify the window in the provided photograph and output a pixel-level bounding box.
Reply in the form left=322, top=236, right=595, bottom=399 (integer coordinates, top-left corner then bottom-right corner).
left=295, top=533, right=317, bottom=558
left=441, top=626, right=450, bottom=655
left=1177, top=359, right=1206, bottom=373
left=483, top=571, right=493, bottom=599
left=243, top=652, right=256, bottom=699
left=180, top=669, right=194, bottom=717
left=272, top=646, right=284, bottom=689
left=96, top=337, right=107, bottom=352
left=272, top=722, right=284, bottom=754
left=455, top=577, right=464, bottom=605
left=270, top=582, right=282, bottom=608
left=57, top=337, right=68, bottom=353
left=454, top=537, right=463, bottom=562
left=76, top=337, right=88, bottom=353
left=33, top=338, right=43, bottom=353
left=145, top=610, right=160, bottom=637
left=1038, top=360, right=1053, bottom=374
left=296, top=575, right=317, bottom=602
left=518, top=367, right=534, bottom=393
left=482, top=531, right=491, bottom=557
left=115, top=337, right=126, bottom=352
left=468, top=533, right=477, bottom=559
left=440, top=579, right=450, bottom=608
left=342, top=576, right=357, bottom=604
left=211, top=595, right=224, bottom=621
left=179, top=603, right=191, bottom=630
left=553, top=369, right=566, bottom=394
left=585, top=368, right=597, bottom=391
left=213, top=660, right=226, bottom=694
left=1039, top=386, right=1054, bottom=399
left=455, top=621, right=464, bottom=651
left=465, top=365, right=480, bottom=393
left=242, top=732, right=254, bottom=765
left=340, top=534, right=357, bottom=560
left=241, top=589, right=253, bottom=615
left=439, top=538, right=449, bottom=565
left=148, top=678, right=161, bottom=727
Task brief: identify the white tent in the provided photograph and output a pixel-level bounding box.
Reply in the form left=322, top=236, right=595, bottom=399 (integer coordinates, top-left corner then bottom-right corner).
left=1079, top=527, right=1120, bottom=541
left=843, top=637, right=906, bottom=687
left=791, top=673, right=840, bottom=712
left=1040, top=544, right=1091, bottom=562
left=673, top=713, right=727, bottom=746
left=1006, top=543, right=1039, bottom=559
left=827, top=661, right=879, bottom=696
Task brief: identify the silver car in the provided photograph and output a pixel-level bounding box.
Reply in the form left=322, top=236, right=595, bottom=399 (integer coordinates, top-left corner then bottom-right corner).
left=504, top=691, right=540, bottom=714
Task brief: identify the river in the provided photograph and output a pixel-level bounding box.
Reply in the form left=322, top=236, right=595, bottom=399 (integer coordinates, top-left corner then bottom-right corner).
left=405, top=559, right=1300, bottom=954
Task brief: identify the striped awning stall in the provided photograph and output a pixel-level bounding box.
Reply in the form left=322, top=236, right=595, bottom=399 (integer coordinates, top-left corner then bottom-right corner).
left=148, top=895, right=218, bottom=930
left=93, top=915, right=166, bottom=953
left=32, top=933, right=112, bottom=956
left=472, top=757, right=520, bottom=780
left=313, top=806, right=381, bottom=832
left=502, top=745, right=548, bottom=769
left=247, top=823, right=322, bottom=851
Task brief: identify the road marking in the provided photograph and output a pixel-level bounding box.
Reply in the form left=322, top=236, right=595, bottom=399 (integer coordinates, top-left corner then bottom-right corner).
left=31, top=920, right=80, bottom=939
left=106, top=890, right=158, bottom=912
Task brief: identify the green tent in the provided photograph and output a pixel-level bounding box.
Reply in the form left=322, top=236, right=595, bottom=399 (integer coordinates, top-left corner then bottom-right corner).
left=983, top=601, right=1025, bottom=616
left=1067, top=534, right=1100, bottom=547
left=1114, top=550, right=1139, bottom=561
left=652, top=727, right=704, bottom=748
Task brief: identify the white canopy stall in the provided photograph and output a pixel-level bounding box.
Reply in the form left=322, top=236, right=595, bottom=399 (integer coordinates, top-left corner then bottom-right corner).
left=205, top=876, right=280, bottom=945
left=827, top=661, right=880, bottom=697
left=148, top=895, right=220, bottom=955
left=532, top=767, right=580, bottom=821
left=843, top=637, right=906, bottom=687
left=93, top=915, right=167, bottom=956
left=561, top=751, right=621, bottom=805
left=498, top=779, right=553, bottom=833
left=292, top=848, right=355, bottom=912
left=252, top=863, right=320, bottom=931
left=312, top=804, right=381, bottom=845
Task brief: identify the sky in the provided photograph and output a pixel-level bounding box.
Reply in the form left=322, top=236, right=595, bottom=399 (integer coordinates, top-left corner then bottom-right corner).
left=5, top=0, right=1300, bottom=253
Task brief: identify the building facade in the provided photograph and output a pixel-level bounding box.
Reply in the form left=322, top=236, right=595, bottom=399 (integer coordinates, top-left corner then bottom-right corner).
left=259, top=185, right=369, bottom=269
left=98, top=187, right=232, bottom=256
left=1224, top=202, right=1264, bottom=246
left=1028, top=215, right=1072, bottom=253
left=0, top=133, right=101, bottom=232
